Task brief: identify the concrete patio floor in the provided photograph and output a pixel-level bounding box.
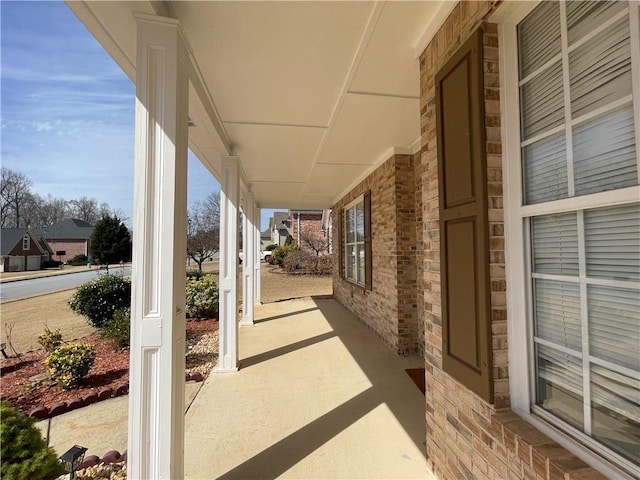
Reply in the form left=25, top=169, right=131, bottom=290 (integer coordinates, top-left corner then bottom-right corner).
left=185, top=297, right=434, bottom=479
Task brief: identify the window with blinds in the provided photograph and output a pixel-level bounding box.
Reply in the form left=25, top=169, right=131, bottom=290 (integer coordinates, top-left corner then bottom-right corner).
left=344, top=196, right=365, bottom=286
left=517, top=0, right=640, bottom=471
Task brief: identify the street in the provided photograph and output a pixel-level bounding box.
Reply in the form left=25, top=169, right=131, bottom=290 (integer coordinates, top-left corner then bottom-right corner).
left=0, top=266, right=132, bottom=301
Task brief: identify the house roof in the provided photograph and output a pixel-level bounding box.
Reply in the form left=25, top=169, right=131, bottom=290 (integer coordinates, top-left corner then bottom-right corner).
left=1, top=229, right=44, bottom=255
left=33, top=218, right=94, bottom=240
left=1, top=228, right=29, bottom=255
left=269, top=212, right=290, bottom=231
left=37, top=237, right=55, bottom=255
left=289, top=209, right=324, bottom=216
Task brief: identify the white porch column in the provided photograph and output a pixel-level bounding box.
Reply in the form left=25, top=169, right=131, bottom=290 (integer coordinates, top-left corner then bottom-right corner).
left=218, top=156, right=240, bottom=371
left=129, top=13, right=188, bottom=480
left=241, top=192, right=256, bottom=326
left=254, top=205, right=262, bottom=304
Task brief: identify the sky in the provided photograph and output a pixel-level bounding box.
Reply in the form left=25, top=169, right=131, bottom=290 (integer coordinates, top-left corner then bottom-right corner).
left=1, top=1, right=278, bottom=231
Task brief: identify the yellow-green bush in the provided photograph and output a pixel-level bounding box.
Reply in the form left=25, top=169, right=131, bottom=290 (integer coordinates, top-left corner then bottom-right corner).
left=270, top=242, right=299, bottom=266
left=45, top=343, right=96, bottom=390
left=37, top=326, right=63, bottom=353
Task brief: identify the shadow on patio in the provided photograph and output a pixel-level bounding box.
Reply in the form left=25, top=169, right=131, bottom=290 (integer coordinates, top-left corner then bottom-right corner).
left=184, top=296, right=434, bottom=479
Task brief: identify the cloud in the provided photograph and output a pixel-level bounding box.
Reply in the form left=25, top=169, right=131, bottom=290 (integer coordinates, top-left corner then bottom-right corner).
left=34, top=122, right=53, bottom=132
left=1, top=1, right=220, bottom=225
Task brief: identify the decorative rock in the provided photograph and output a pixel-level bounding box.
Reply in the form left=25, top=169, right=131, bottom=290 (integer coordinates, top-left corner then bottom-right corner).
left=49, top=402, right=67, bottom=416
left=28, top=406, right=48, bottom=419
left=101, top=450, right=121, bottom=465
left=78, top=455, right=101, bottom=470
left=114, top=383, right=128, bottom=397
left=67, top=397, right=84, bottom=411
left=97, top=388, right=113, bottom=400
left=29, top=372, right=50, bottom=388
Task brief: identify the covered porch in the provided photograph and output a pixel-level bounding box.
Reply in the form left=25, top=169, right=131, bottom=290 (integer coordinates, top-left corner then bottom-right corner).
left=64, top=1, right=441, bottom=476
left=185, top=296, right=429, bottom=479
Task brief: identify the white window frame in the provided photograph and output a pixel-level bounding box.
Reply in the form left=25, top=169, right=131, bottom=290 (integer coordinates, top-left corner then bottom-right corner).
left=497, top=1, right=640, bottom=478
left=344, top=195, right=365, bottom=287
left=22, top=234, right=30, bottom=251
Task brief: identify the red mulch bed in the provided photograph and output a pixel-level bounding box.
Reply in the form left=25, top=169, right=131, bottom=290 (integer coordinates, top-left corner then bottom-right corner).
left=1, top=318, right=217, bottom=415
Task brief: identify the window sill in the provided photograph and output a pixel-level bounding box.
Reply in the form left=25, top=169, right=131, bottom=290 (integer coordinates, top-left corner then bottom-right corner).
left=343, top=278, right=366, bottom=291
left=496, top=409, right=636, bottom=480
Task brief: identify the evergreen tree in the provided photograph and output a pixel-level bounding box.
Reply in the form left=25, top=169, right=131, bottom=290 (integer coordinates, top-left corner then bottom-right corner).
left=90, top=214, right=132, bottom=264
left=1, top=401, right=64, bottom=480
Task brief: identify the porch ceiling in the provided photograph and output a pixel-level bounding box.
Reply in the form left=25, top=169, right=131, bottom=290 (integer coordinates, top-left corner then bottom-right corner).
left=66, top=1, right=453, bottom=209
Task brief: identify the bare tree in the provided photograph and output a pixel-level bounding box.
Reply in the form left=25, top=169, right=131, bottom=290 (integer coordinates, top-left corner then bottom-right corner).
left=0, top=167, right=34, bottom=227
left=68, top=196, right=100, bottom=224
left=187, top=191, right=221, bottom=273
left=0, top=168, right=123, bottom=228
left=299, top=223, right=330, bottom=256
left=32, top=194, right=69, bottom=227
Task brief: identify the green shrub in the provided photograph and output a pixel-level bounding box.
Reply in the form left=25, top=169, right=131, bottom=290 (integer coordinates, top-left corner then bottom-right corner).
left=68, top=274, right=131, bottom=328
left=270, top=243, right=298, bottom=266
left=185, top=275, right=219, bottom=319
left=264, top=244, right=277, bottom=251
left=45, top=343, right=96, bottom=390
left=37, top=325, right=63, bottom=353
left=0, top=401, right=64, bottom=480
left=101, top=308, right=130, bottom=349
left=186, top=268, right=203, bottom=280
left=67, top=254, right=89, bottom=266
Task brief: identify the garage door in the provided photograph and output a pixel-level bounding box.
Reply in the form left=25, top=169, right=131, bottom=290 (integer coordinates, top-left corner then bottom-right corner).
left=9, top=256, right=24, bottom=272
left=27, top=255, right=41, bottom=271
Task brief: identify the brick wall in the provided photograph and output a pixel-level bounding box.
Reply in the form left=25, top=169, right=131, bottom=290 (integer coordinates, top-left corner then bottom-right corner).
left=395, top=155, right=419, bottom=354
left=45, top=239, right=88, bottom=264
left=332, top=154, right=421, bottom=354
left=414, top=152, right=425, bottom=356
left=290, top=212, right=329, bottom=255
left=418, top=2, right=608, bottom=479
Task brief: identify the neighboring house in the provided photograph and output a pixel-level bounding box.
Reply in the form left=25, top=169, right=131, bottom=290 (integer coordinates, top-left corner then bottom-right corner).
left=268, top=212, right=290, bottom=246
left=321, top=209, right=332, bottom=254
left=260, top=227, right=271, bottom=249
left=36, top=236, right=54, bottom=264
left=289, top=209, right=332, bottom=255
left=33, top=218, right=94, bottom=264
left=71, top=2, right=640, bottom=479
left=0, top=229, right=47, bottom=272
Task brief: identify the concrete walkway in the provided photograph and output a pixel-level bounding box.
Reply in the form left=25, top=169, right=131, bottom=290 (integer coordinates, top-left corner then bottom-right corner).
left=37, top=296, right=433, bottom=479
left=36, top=383, right=202, bottom=460
left=185, top=297, right=433, bottom=479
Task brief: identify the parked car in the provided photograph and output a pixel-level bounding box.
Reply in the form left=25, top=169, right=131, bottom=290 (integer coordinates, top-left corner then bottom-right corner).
left=238, top=250, right=272, bottom=264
